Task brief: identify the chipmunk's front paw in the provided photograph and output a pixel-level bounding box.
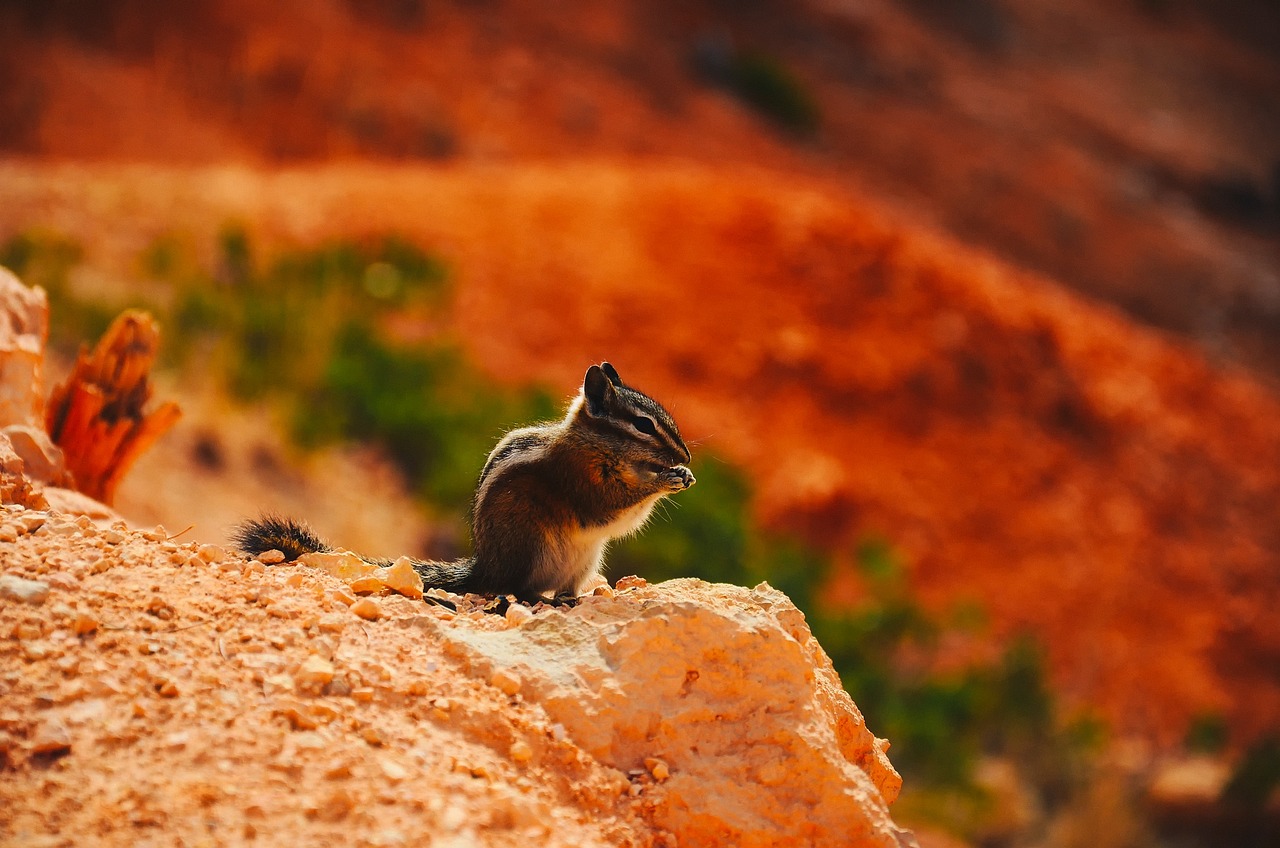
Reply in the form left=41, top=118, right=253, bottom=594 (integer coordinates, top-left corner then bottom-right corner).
left=661, top=465, right=696, bottom=491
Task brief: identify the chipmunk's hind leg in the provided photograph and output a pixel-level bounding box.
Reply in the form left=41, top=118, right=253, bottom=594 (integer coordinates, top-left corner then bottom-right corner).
left=233, top=515, right=330, bottom=561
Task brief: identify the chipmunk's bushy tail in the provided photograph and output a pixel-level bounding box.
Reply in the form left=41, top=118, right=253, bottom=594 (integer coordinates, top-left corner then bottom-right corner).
left=233, top=515, right=331, bottom=561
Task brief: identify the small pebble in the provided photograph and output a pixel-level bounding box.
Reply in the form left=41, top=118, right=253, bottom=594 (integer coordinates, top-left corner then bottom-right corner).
left=379, top=557, right=424, bottom=600
left=22, top=641, right=51, bottom=661
left=143, top=526, right=169, bottom=542
left=644, top=757, right=670, bottom=781
left=489, top=668, right=522, bottom=696
left=509, top=741, right=534, bottom=764
left=317, top=613, right=348, bottom=633
left=380, top=759, right=409, bottom=782
left=294, top=654, right=336, bottom=690
left=19, top=514, right=47, bottom=534
left=198, top=544, right=227, bottom=564
left=0, top=574, right=50, bottom=605
left=504, top=603, right=533, bottom=627
left=258, top=549, right=286, bottom=565
left=31, top=720, right=71, bottom=755
left=349, top=575, right=384, bottom=595
left=324, top=676, right=352, bottom=697
left=350, top=598, right=382, bottom=621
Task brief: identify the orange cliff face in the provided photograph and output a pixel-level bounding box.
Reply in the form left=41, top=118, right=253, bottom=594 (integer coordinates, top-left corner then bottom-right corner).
left=3, top=0, right=1278, bottom=378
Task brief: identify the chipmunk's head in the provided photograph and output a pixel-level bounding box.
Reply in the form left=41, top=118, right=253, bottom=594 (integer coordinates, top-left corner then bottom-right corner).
left=574, top=362, right=693, bottom=472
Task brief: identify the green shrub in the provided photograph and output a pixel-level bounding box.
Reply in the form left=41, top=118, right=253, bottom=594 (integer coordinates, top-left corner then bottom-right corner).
left=728, top=51, right=821, bottom=135
left=295, top=321, right=553, bottom=509
left=1185, top=712, right=1229, bottom=755
left=1223, top=735, right=1280, bottom=808
left=1, top=230, right=120, bottom=355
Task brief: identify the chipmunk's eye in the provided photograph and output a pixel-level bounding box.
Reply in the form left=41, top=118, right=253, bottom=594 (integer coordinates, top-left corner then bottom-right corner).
left=631, top=415, right=658, bottom=437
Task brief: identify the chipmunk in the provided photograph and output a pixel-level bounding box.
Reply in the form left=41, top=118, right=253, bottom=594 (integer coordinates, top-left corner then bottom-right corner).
left=235, top=362, right=695, bottom=600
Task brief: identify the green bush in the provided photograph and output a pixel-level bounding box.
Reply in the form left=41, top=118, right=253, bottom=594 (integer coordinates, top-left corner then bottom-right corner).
left=1185, top=712, right=1230, bottom=755
left=1224, top=735, right=1280, bottom=808
left=728, top=51, right=821, bottom=135
left=296, top=321, right=554, bottom=509
left=1, top=230, right=119, bottom=355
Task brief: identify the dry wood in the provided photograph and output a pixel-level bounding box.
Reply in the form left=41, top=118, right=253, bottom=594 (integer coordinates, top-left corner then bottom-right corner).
left=46, top=310, right=181, bottom=505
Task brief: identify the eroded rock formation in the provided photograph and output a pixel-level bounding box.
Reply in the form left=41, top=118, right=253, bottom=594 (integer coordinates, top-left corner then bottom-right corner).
left=0, top=500, right=914, bottom=847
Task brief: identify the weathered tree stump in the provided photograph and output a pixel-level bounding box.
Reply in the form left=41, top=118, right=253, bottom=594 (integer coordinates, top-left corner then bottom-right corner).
left=46, top=311, right=181, bottom=505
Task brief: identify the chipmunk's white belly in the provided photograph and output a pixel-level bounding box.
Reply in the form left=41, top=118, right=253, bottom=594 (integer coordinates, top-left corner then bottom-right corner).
left=540, top=494, right=665, bottom=594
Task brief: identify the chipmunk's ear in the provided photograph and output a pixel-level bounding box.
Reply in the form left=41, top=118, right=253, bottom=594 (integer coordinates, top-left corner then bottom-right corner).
left=600, top=361, right=625, bottom=388
left=583, top=364, right=617, bottom=417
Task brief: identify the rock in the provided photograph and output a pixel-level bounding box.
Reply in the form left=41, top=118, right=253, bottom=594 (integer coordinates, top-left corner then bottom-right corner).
left=0, top=574, right=50, bottom=604
left=294, top=655, right=336, bottom=691
left=349, top=598, right=381, bottom=621
left=18, top=513, right=46, bottom=533
left=197, top=545, right=227, bottom=564
left=645, top=756, right=670, bottom=781
left=0, top=267, right=48, bottom=430
left=377, top=557, right=424, bottom=600
left=1147, top=755, right=1231, bottom=812
left=1, top=425, right=67, bottom=486
left=434, top=579, right=913, bottom=848
left=0, top=508, right=914, bottom=847
left=30, top=719, right=71, bottom=756
left=504, top=603, right=533, bottom=627
left=489, top=668, right=523, bottom=696
left=299, top=551, right=377, bottom=581
left=0, top=432, right=48, bottom=510
left=348, top=575, right=383, bottom=594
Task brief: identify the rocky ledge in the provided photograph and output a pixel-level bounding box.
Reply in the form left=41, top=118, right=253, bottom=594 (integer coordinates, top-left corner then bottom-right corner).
left=0, top=501, right=913, bottom=847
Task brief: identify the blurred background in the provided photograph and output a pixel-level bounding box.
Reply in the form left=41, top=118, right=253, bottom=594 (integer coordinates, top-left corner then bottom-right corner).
left=1, top=1, right=1278, bottom=845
